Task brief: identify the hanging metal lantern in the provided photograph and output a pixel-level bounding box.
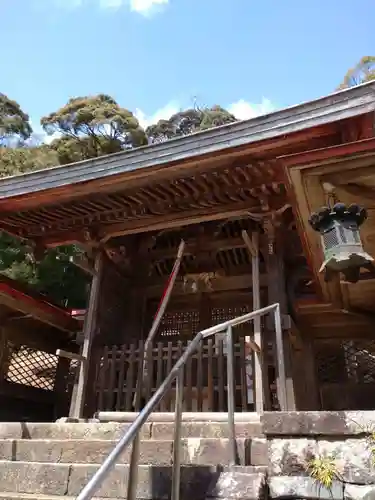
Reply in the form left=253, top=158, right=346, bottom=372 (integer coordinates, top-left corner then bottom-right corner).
left=308, top=203, right=374, bottom=283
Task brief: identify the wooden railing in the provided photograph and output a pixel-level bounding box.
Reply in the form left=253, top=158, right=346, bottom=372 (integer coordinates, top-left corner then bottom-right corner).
left=94, top=336, right=256, bottom=413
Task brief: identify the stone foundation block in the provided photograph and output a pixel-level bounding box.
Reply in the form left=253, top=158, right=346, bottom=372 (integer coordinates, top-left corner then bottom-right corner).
left=179, top=438, right=249, bottom=465
left=345, top=483, right=375, bottom=499
left=249, top=437, right=268, bottom=466
left=0, top=439, right=172, bottom=465
left=207, top=471, right=266, bottom=499
left=0, top=461, right=70, bottom=496
left=268, top=476, right=344, bottom=499
left=262, top=411, right=375, bottom=436
left=67, top=463, right=127, bottom=498
left=12, top=422, right=151, bottom=440
left=151, top=421, right=263, bottom=439
left=317, top=438, right=375, bottom=485
left=268, top=438, right=317, bottom=475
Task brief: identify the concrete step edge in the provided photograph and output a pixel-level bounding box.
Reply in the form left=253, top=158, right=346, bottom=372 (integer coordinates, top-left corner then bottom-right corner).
left=0, top=422, right=264, bottom=440
left=0, top=437, right=254, bottom=443
left=0, top=460, right=266, bottom=471
left=97, top=411, right=262, bottom=423
left=0, top=495, right=110, bottom=500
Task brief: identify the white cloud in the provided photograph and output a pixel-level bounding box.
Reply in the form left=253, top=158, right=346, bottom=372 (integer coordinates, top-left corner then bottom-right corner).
left=129, top=0, right=168, bottom=15
left=27, top=120, right=61, bottom=146
left=50, top=0, right=83, bottom=9
left=38, top=0, right=168, bottom=15
left=134, top=98, right=275, bottom=130
left=134, top=101, right=180, bottom=129
left=228, top=98, right=274, bottom=120
left=99, top=0, right=123, bottom=8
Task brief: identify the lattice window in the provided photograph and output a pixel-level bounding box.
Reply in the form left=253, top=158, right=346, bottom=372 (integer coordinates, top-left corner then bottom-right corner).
left=157, top=310, right=200, bottom=339
left=315, top=339, right=375, bottom=385
left=211, top=305, right=251, bottom=354
left=344, top=340, right=375, bottom=383
left=5, top=345, right=58, bottom=391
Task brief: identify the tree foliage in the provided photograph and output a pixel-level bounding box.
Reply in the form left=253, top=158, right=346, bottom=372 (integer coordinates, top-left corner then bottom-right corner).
left=0, top=145, right=58, bottom=178
left=0, top=233, right=88, bottom=308
left=41, top=94, right=148, bottom=164
left=0, top=93, right=32, bottom=146
left=0, top=94, right=238, bottom=309
left=0, top=93, right=89, bottom=308
left=146, top=105, right=237, bottom=143
left=339, top=56, right=375, bottom=89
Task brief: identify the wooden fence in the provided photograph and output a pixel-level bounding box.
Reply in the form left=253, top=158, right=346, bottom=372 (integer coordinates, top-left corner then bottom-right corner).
left=94, top=336, right=258, bottom=413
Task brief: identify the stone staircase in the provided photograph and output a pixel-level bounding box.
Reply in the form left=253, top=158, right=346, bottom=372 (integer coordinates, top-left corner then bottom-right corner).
left=0, top=415, right=268, bottom=500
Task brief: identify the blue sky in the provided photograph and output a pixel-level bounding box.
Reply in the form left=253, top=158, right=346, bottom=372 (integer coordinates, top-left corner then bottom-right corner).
left=1, top=0, right=374, bottom=137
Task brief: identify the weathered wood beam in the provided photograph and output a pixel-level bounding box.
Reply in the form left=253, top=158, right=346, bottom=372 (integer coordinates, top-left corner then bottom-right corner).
left=138, top=230, right=304, bottom=262
left=322, top=165, right=375, bottom=185
left=336, top=183, right=375, bottom=202
left=3, top=321, right=71, bottom=352
left=142, top=237, right=248, bottom=260
left=37, top=202, right=258, bottom=247
left=99, top=202, right=270, bottom=243
left=0, top=290, right=78, bottom=334
left=144, top=273, right=267, bottom=297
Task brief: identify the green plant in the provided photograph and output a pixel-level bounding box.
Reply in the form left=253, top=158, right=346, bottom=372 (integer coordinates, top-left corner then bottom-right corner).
left=307, top=454, right=339, bottom=490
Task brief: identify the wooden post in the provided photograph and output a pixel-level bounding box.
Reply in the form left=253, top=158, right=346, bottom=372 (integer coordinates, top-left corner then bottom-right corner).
left=0, top=326, right=10, bottom=383
left=54, top=355, right=71, bottom=419
left=242, top=230, right=265, bottom=413
left=72, top=251, right=103, bottom=419
left=264, top=220, right=296, bottom=411
left=291, top=327, right=321, bottom=410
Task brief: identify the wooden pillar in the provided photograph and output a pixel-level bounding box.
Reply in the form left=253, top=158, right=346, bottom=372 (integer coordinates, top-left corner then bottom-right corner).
left=242, top=230, right=271, bottom=412
left=299, top=336, right=320, bottom=410
left=54, top=355, right=71, bottom=419
left=71, top=251, right=103, bottom=419
left=288, top=322, right=320, bottom=410
left=264, top=220, right=296, bottom=411
left=0, top=326, right=10, bottom=383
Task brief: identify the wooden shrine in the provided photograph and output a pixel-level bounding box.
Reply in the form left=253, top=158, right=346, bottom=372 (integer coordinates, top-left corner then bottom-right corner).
left=1, top=82, right=375, bottom=416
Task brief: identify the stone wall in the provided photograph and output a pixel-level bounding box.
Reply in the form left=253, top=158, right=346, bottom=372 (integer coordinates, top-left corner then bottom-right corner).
left=261, top=411, right=375, bottom=500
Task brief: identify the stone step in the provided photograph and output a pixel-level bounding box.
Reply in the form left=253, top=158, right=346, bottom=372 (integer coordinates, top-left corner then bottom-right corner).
left=0, top=437, right=267, bottom=466
left=0, top=421, right=264, bottom=441
left=0, top=462, right=267, bottom=499
left=0, top=495, right=112, bottom=500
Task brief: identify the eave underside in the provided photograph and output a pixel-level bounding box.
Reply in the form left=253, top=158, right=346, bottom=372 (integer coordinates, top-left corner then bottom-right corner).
left=0, top=120, right=349, bottom=246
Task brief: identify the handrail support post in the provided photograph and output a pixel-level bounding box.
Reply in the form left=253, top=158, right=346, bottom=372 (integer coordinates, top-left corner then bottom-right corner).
left=226, top=325, right=239, bottom=465
left=171, top=366, right=184, bottom=500
left=274, top=304, right=288, bottom=410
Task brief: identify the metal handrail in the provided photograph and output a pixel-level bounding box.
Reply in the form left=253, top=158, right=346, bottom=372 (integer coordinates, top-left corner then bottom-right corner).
left=76, top=302, right=286, bottom=500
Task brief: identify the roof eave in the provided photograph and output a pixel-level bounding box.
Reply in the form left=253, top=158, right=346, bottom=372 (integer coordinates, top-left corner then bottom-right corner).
left=1, top=81, right=375, bottom=200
